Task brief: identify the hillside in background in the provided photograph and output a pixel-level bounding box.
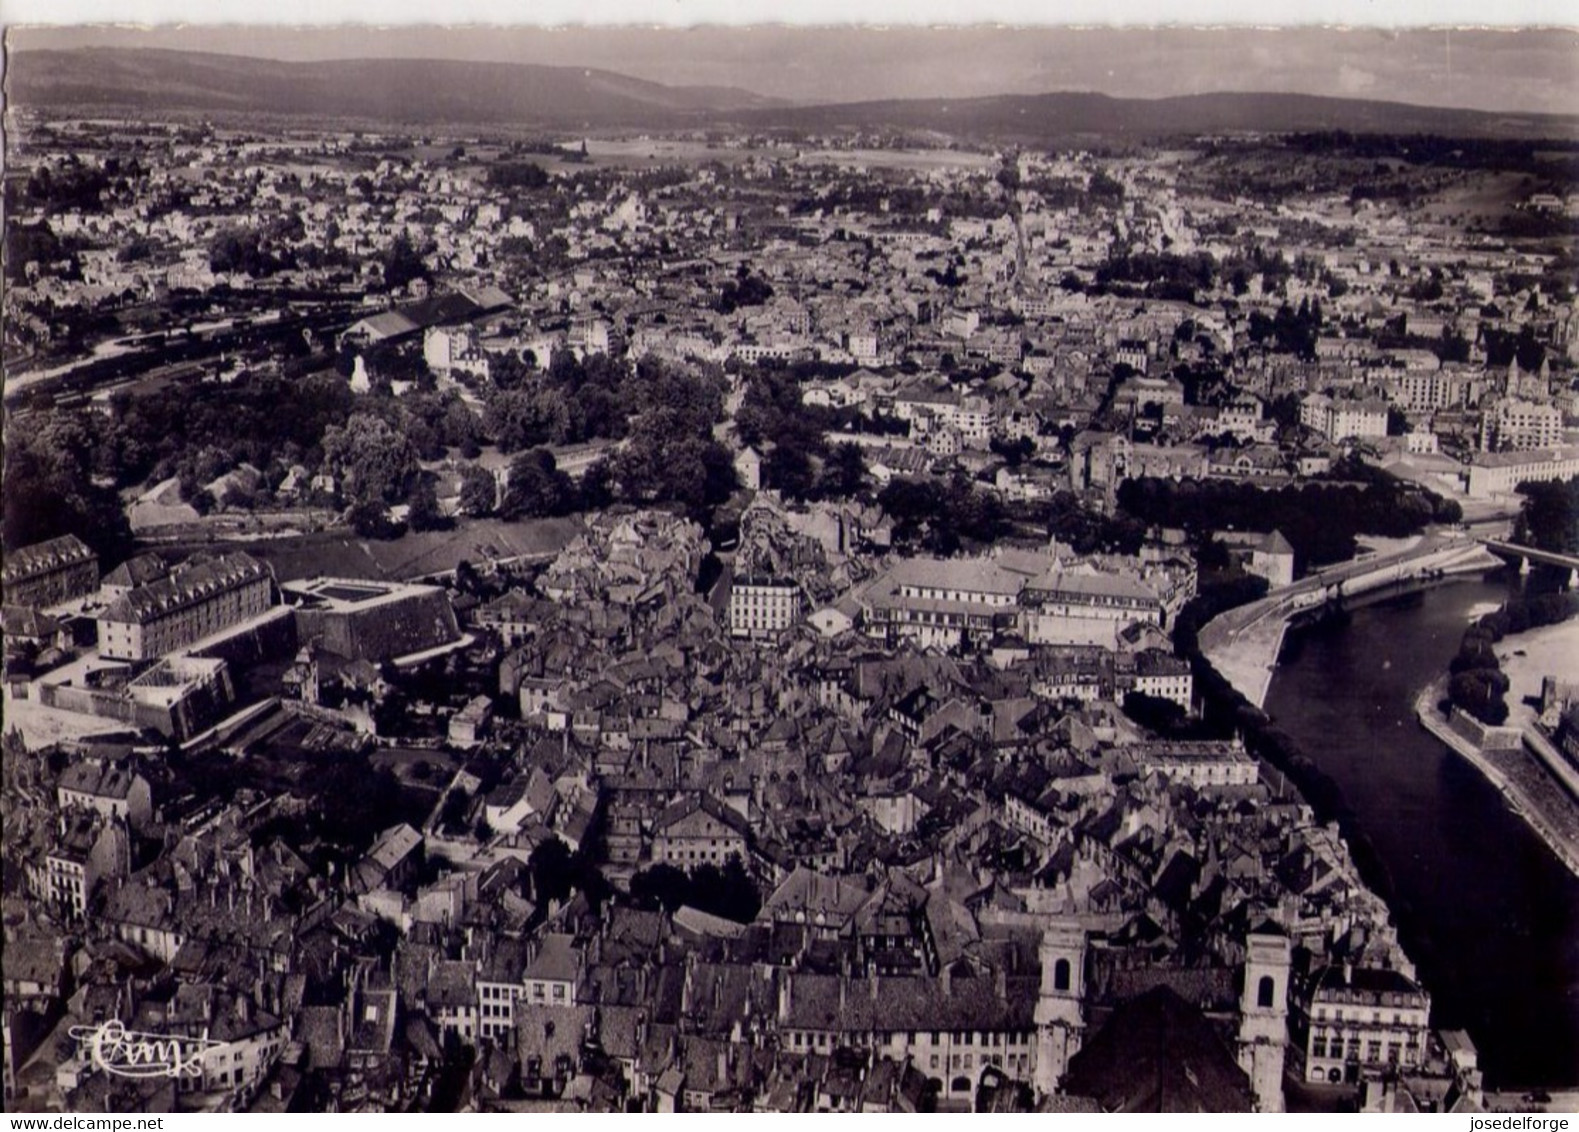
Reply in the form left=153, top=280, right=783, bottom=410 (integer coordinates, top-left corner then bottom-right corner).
left=738, top=89, right=1579, bottom=142
left=7, top=47, right=1579, bottom=140
left=4, top=48, right=784, bottom=127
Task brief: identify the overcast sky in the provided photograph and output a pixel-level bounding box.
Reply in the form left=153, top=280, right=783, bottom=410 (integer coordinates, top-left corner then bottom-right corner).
left=9, top=24, right=1579, bottom=115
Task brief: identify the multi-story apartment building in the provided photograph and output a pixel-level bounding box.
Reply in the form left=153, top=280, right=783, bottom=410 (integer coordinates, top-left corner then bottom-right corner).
left=891, top=388, right=997, bottom=448
left=1023, top=646, right=1193, bottom=709
left=97, top=553, right=274, bottom=661
left=1126, top=649, right=1196, bottom=709
left=2, top=534, right=98, bottom=609
left=1300, top=393, right=1389, bottom=442
left=31, top=814, right=128, bottom=921
left=1389, top=369, right=1482, bottom=413
left=1295, top=965, right=1431, bottom=1086
left=57, top=761, right=153, bottom=827
left=1479, top=397, right=1564, bottom=452
left=729, top=577, right=804, bottom=640
left=777, top=970, right=1040, bottom=1105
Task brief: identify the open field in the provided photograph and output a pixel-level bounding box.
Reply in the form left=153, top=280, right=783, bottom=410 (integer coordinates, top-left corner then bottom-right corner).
left=1499, top=620, right=1579, bottom=732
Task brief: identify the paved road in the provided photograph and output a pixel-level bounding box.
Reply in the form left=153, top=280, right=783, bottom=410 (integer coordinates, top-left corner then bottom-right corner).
left=1200, top=533, right=1501, bottom=707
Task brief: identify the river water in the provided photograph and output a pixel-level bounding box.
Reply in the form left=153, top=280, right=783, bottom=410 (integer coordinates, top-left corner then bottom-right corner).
left=1263, top=578, right=1579, bottom=1090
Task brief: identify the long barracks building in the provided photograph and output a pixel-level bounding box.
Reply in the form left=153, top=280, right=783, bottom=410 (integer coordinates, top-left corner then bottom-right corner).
left=96, top=553, right=275, bottom=661
left=3, top=534, right=99, bottom=610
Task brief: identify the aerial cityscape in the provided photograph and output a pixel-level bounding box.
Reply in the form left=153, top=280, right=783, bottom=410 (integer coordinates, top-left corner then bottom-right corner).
left=3, top=25, right=1578, bottom=1115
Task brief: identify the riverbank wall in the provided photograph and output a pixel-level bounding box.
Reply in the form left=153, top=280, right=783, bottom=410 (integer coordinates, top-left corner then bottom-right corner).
left=1415, top=677, right=1579, bottom=879
left=1200, top=538, right=1501, bottom=710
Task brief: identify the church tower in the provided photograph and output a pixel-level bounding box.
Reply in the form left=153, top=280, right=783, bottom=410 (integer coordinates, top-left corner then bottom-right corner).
left=1034, top=922, right=1087, bottom=1096
left=1237, top=929, right=1291, bottom=1112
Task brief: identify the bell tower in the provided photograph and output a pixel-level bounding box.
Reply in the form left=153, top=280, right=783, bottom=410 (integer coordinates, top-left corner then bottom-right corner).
left=1034, top=922, right=1087, bottom=1096
left=1237, top=929, right=1291, bottom=1112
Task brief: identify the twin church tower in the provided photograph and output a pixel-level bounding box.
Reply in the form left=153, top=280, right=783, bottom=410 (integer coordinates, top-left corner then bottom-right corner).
left=1034, top=922, right=1292, bottom=1112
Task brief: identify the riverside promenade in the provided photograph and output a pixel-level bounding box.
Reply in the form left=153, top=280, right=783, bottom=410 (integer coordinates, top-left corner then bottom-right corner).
left=1199, top=532, right=1502, bottom=709
left=1414, top=678, right=1579, bottom=879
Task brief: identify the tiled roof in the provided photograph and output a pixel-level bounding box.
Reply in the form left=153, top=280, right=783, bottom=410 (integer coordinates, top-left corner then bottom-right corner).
left=781, top=971, right=1037, bottom=1033
left=1065, top=986, right=1255, bottom=1112
left=1024, top=569, right=1159, bottom=603
left=100, top=553, right=269, bottom=626
left=3, top=534, right=94, bottom=584
left=102, top=553, right=173, bottom=590
left=524, top=932, right=580, bottom=983
left=58, top=760, right=141, bottom=801
left=428, top=958, right=478, bottom=1009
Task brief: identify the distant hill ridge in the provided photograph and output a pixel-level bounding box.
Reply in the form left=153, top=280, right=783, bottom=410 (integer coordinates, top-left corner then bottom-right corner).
left=8, top=47, right=1578, bottom=139
left=5, top=48, right=786, bottom=126
left=743, top=88, right=1579, bottom=140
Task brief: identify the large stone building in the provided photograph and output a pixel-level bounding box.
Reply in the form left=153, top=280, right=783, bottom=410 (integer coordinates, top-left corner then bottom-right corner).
left=1249, top=530, right=1297, bottom=589
left=650, top=794, right=751, bottom=870
left=1020, top=568, right=1164, bottom=647
left=1073, top=435, right=1210, bottom=498
left=860, top=557, right=1028, bottom=650
left=283, top=577, right=461, bottom=662
left=3, top=535, right=98, bottom=610
left=1463, top=444, right=1579, bottom=499
left=777, top=969, right=1039, bottom=1107
left=96, top=553, right=274, bottom=661
left=1125, top=739, right=1260, bottom=790
left=37, top=655, right=238, bottom=741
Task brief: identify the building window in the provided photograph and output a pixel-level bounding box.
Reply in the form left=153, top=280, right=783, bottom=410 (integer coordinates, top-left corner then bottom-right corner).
left=1053, top=958, right=1071, bottom=992
left=1257, top=975, right=1276, bottom=1009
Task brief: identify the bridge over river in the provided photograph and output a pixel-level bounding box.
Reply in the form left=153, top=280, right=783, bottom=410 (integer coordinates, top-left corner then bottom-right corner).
left=1199, top=533, right=1503, bottom=709
left=1479, top=538, right=1579, bottom=580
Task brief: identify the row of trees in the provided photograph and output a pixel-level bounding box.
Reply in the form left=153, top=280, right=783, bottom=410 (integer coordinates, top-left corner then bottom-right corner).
left=733, top=367, right=875, bottom=503
left=1116, top=467, right=1462, bottom=572
left=443, top=356, right=737, bottom=526
left=1513, top=477, right=1579, bottom=556
left=628, top=856, right=761, bottom=923
left=4, top=412, right=136, bottom=564
left=1244, top=297, right=1325, bottom=359
left=878, top=471, right=1009, bottom=554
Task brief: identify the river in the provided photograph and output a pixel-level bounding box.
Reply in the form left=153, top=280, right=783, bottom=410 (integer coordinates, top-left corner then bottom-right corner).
left=1263, top=577, right=1579, bottom=1091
